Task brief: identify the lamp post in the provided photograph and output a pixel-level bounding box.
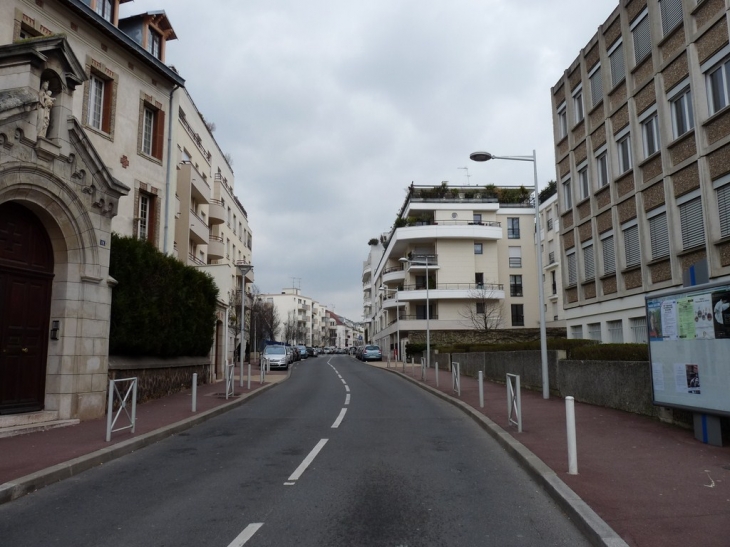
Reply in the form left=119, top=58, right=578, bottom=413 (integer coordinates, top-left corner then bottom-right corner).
left=470, top=150, right=549, bottom=399
left=400, top=255, right=435, bottom=386
left=379, top=284, right=400, bottom=362
left=236, top=262, right=254, bottom=373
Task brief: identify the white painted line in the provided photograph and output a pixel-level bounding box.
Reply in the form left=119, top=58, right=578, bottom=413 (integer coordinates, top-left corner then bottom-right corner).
left=227, top=523, right=264, bottom=547
left=332, top=408, right=347, bottom=428
left=345, top=393, right=350, bottom=405
left=344, top=385, right=350, bottom=392
left=284, top=482, right=296, bottom=486
left=288, top=438, right=328, bottom=481
left=340, top=378, right=346, bottom=384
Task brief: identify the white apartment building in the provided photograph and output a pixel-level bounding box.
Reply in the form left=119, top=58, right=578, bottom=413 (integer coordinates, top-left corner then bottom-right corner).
left=364, top=184, right=540, bottom=359
left=539, top=191, right=566, bottom=328
left=552, top=0, right=730, bottom=344
left=261, top=288, right=317, bottom=346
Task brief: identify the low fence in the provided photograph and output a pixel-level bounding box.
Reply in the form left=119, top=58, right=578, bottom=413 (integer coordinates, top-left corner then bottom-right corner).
left=108, top=356, right=211, bottom=405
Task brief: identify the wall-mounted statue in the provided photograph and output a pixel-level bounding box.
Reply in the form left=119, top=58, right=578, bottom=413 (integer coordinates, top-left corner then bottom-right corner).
left=37, top=81, right=55, bottom=139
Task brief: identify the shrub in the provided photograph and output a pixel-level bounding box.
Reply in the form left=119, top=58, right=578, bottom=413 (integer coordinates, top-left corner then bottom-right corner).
left=109, top=234, right=218, bottom=357
left=570, top=343, right=649, bottom=361
left=438, top=338, right=596, bottom=355
left=405, top=342, right=426, bottom=358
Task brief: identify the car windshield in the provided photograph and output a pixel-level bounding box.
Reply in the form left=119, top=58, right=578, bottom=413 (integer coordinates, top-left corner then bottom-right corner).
left=365, top=346, right=380, bottom=351
left=265, top=346, right=285, bottom=355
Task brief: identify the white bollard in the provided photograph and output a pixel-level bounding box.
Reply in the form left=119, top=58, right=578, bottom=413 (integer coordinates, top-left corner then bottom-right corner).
left=240, top=362, right=244, bottom=387
left=192, top=373, right=197, bottom=413
left=566, top=396, right=578, bottom=475
left=247, top=363, right=251, bottom=390
left=479, top=370, right=484, bottom=408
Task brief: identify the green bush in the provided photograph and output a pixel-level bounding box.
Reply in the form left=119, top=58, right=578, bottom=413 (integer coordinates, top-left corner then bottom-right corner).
left=570, top=343, right=648, bottom=361
left=405, top=342, right=426, bottom=358
left=109, top=234, right=218, bottom=357
left=438, top=338, right=596, bottom=355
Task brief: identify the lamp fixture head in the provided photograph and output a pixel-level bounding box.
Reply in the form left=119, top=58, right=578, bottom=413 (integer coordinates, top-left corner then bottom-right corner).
left=469, top=151, right=493, bottom=162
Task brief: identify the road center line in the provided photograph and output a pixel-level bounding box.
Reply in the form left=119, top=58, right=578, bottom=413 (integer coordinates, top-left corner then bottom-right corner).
left=340, top=378, right=346, bottom=385
left=227, top=523, right=263, bottom=547
left=345, top=393, right=350, bottom=405
left=332, top=408, right=347, bottom=428
left=288, top=438, right=328, bottom=481
left=344, top=384, right=350, bottom=392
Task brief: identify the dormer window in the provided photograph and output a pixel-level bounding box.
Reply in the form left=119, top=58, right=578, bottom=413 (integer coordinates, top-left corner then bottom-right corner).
left=95, top=0, right=113, bottom=22
left=147, top=28, right=161, bottom=59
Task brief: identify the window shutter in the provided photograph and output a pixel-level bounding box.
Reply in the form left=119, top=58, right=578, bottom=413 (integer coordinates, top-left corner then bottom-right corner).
left=679, top=197, right=705, bottom=249
left=567, top=253, right=577, bottom=285
left=609, top=42, right=625, bottom=87
left=633, top=15, right=651, bottom=63
left=584, top=244, right=595, bottom=280
left=660, top=0, right=683, bottom=36
left=102, top=78, right=114, bottom=133
left=590, top=67, right=603, bottom=107
left=718, top=184, right=730, bottom=237
left=649, top=213, right=670, bottom=259
left=153, top=109, right=165, bottom=160
left=624, top=225, right=641, bottom=266
left=602, top=236, right=616, bottom=274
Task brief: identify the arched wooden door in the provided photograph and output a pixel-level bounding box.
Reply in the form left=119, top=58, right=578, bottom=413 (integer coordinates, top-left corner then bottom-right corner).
left=0, top=202, right=54, bottom=414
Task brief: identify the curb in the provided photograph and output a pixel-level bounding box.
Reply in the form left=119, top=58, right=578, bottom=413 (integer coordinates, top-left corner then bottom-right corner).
left=0, top=375, right=287, bottom=506
left=375, top=365, right=629, bottom=547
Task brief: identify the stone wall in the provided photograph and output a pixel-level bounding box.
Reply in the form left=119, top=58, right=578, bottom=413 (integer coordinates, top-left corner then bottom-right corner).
left=109, top=356, right=211, bottom=405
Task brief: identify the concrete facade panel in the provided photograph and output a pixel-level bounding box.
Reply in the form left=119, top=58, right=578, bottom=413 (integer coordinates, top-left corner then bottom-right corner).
left=672, top=162, right=700, bottom=198
left=642, top=180, right=666, bottom=211
left=696, top=18, right=729, bottom=64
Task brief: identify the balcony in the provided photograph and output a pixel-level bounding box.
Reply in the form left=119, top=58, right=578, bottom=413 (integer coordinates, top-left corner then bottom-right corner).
left=402, top=254, right=439, bottom=272
left=187, top=253, right=205, bottom=266
left=209, top=199, right=225, bottom=225
left=208, top=234, right=224, bottom=260
left=382, top=266, right=406, bottom=284
left=398, top=283, right=505, bottom=301
left=189, top=209, right=209, bottom=245
left=178, top=162, right=210, bottom=204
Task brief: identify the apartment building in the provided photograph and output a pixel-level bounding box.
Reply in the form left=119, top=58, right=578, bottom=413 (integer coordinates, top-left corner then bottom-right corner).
left=364, top=184, right=540, bottom=359
left=552, top=0, right=730, bottom=343
left=539, top=192, right=566, bottom=327
left=261, top=288, right=318, bottom=346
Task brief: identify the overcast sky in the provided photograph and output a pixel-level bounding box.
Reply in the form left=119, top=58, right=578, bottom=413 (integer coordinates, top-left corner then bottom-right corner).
left=123, top=0, right=618, bottom=323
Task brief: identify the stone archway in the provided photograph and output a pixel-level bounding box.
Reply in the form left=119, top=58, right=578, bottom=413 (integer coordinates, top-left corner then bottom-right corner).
left=0, top=202, right=54, bottom=414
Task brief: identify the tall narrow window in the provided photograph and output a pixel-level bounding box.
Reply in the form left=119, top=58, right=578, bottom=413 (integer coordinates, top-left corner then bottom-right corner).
left=623, top=223, right=641, bottom=267
left=579, top=165, right=590, bottom=200
left=567, top=251, right=577, bottom=286
left=557, top=102, right=568, bottom=139
left=649, top=210, right=670, bottom=259
left=632, top=10, right=651, bottom=64
left=88, top=75, right=104, bottom=130
left=573, top=85, right=584, bottom=123
left=139, top=103, right=165, bottom=160
left=642, top=114, right=659, bottom=157
left=596, top=151, right=609, bottom=187
left=617, top=133, right=632, bottom=174
left=589, top=65, right=603, bottom=107
left=602, top=233, right=616, bottom=275
left=139, top=194, right=149, bottom=241
left=511, top=304, right=524, bottom=327
left=94, top=0, right=113, bottom=21
left=678, top=194, right=705, bottom=250
left=509, top=246, right=522, bottom=268
left=147, top=28, right=162, bottom=59
left=508, top=217, right=520, bottom=239
left=563, top=178, right=572, bottom=210
left=609, top=40, right=625, bottom=87
left=670, top=87, right=694, bottom=138
left=583, top=241, right=595, bottom=281
left=510, top=275, right=523, bottom=297
left=707, top=59, right=730, bottom=114
left=660, top=0, right=683, bottom=36
left=716, top=180, right=730, bottom=238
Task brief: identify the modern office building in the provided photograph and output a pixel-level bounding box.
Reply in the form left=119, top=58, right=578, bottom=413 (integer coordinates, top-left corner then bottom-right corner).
left=364, top=184, right=541, bottom=359
left=552, top=0, right=730, bottom=343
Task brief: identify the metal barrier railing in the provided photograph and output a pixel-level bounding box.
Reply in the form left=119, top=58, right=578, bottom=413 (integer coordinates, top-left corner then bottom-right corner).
left=225, top=363, right=235, bottom=399
left=106, top=377, right=138, bottom=442
left=452, top=362, right=461, bottom=396
left=507, top=373, right=522, bottom=433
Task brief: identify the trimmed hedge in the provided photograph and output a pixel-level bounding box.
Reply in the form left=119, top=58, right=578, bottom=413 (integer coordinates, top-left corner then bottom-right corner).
left=570, top=343, right=649, bottom=362
left=109, top=234, right=218, bottom=357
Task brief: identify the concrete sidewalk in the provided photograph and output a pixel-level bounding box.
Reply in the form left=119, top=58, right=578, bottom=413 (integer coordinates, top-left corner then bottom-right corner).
left=0, top=369, right=287, bottom=505
left=368, top=359, right=730, bottom=547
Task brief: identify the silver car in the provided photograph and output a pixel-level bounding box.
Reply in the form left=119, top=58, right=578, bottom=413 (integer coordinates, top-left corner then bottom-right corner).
left=262, top=345, right=289, bottom=369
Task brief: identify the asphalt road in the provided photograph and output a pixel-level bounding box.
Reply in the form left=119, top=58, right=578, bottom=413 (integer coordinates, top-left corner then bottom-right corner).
left=0, top=355, right=590, bottom=546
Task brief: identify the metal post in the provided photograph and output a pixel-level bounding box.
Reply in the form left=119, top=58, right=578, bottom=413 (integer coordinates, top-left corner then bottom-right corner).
left=566, top=396, right=578, bottom=475
left=130, top=379, right=137, bottom=434
left=426, top=255, right=435, bottom=387
left=479, top=370, right=484, bottom=408
left=247, top=363, right=251, bottom=390
left=533, top=150, right=549, bottom=400
left=105, top=379, right=114, bottom=442
left=192, top=373, right=197, bottom=413
left=239, top=361, right=243, bottom=387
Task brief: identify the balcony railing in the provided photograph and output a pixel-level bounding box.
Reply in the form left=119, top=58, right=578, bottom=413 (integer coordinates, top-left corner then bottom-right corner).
left=547, top=218, right=554, bottom=231
left=399, top=220, right=501, bottom=228
left=401, top=283, right=503, bottom=292
left=382, top=266, right=404, bottom=275
left=509, top=257, right=522, bottom=268
left=549, top=251, right=555, bottom=264
left=188, top=253, right=205, bottom=266
left=399, top=314, right=440, bottom=320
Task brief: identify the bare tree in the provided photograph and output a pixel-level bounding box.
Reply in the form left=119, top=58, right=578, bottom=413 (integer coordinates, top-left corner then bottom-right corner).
left=284, top=311, right=298, bottom=345
left=459, top=286, right=504, bottom=334
left=249, top=285, right=280, bottom=348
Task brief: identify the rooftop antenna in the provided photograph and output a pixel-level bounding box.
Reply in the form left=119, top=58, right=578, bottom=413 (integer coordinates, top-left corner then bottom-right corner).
left=290, top=276, right=301, bottom=290
left=458, top=167, right=471, bottom=185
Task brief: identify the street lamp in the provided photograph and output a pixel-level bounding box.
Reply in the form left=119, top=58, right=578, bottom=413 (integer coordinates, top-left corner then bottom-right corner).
left=236, top=262, right=254, bottom=372
left=379, top=284, right=401, bottom=362
left=399, top=254, right=437, bottom=386
left=470, top=150, right=549, bottom=399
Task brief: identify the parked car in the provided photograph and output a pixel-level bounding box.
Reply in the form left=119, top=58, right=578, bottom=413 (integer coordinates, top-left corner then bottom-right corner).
left=361, top=345, right=382, bottom=362
left=262, top=345, right=289, bottom=369
left=306, top=347, right=315, bottom=357
left=297, top=345, right=308, bottom=359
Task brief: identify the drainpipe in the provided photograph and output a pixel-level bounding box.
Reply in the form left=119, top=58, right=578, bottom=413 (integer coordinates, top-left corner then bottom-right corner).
left=163, top=85, right=180, bottom=255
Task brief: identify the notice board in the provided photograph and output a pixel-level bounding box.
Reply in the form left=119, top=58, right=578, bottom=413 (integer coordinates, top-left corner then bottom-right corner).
left=647, top=281, right=730, bottom=416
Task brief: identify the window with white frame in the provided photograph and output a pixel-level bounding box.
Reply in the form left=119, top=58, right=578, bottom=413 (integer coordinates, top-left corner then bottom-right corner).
left=648, top=208, right=670, bottom=260
left=138, top=193, right=150, bottom=241
left=596, top=149, right=609, bottom=188
left=88, top=75, right=105, bottom=131
left=94, top=0, right=113, bottom=21
left=630, top=317, right=648, bottom=343
left=474, top=242, right=483, bottom=255
left=607, top=320, right=624, bottom=343
left=589, top=64, right=603, bottom=107
left=608, top=40, right=625, bottom=88
left=617, top=131, right=632, bottom=174
left=715, top=176, right=730, bottom=238
left=578, top=164, right=590, bottom=200
left=632, top=10, right=651, bottom=64
left=660, top=0, right=683, bottom=36
left=601, top=232, right=616, bottom=274
left=587, top=323, right=602, bottom=342
left=570, top=325, right=583, bottom=339
left=706, top=56, right=730, bottom=115
left=642, top=112, right=659, bottom=158
left=623, top=221, right=641, bottom=268
left=142, top=106, right=155, bottom=156
left=557, top=102, right=568, bottom=139
left=573, top=84, right=584, bottom=123
left=583, top=240, right=595, bottom=281
left=562, top=177, right=572, bottom=210
left=509, top=246, right=522, bottom=268
left=678, top=190, right=705, bottom=250
left=669, top=84, right=694, bottom=138
left=567, top=250, right=577, bottom=286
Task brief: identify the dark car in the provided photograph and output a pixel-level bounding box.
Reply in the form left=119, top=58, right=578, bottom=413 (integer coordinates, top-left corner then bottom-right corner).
left=361, top=345, right=382, bottom=362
